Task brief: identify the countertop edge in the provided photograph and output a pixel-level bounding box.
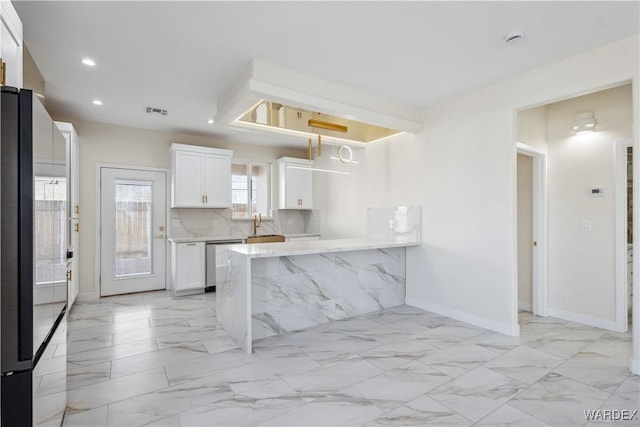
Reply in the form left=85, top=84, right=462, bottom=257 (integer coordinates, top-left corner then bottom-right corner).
left=168, top=233, right=322, bottom=244
left=230, top=238, right=420, bottom=258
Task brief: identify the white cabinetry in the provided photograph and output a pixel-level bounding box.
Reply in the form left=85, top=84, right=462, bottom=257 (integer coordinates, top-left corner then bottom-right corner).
left=278, top=157, right=313, bottom=209
left=170, top=143, right=232, bottom=208
left=0, top=1, right=23, bottom=88
left=55, top=121, right=80, bottom=307
left=171, top=241, right=205, bottom=295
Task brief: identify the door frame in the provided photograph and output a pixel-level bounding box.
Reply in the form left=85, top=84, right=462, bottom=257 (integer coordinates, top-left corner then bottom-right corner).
left=516, top=143, right=549, bottom=318
left=615, top=139, right=633, bottom=332
left=94, top=163, right=170, bottom=297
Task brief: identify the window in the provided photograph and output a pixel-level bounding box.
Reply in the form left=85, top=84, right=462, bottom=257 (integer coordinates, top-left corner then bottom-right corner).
left=231, top=161, right=271, bottom=219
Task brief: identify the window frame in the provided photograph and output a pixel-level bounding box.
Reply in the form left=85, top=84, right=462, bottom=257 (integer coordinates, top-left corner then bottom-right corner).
left=231, top=160, right=272, bottom=220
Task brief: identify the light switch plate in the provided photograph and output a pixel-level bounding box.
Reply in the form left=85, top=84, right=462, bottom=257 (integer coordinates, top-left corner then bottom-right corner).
left=212, top=220, right=218, bottom=227
left=171, top=219, right=181, bottom=227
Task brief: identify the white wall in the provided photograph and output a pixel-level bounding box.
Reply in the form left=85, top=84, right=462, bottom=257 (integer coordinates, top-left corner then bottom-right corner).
left=58, top=118, right=305, bottom=296
left=517, top=106, right=547, bottom=151
left=313, top=141, right=393, bottom=239
left=547, top=84, right=632, bottom=327
left=517, top=154, right=533, bottom=311
left=315, top=35, right=639, bottom=339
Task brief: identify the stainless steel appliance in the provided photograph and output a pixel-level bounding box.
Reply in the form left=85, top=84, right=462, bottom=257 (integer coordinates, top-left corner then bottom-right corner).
left=1, top=87, right=68, bottom=426
left=205, top=239, right=243, bottom=291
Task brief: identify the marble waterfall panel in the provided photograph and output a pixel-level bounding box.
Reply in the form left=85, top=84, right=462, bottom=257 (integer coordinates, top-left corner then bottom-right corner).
left=251, top=247, right=406, bottom=340
left=367, top=206, right=421, bottom=243
left=215, top=248, right=252, bottom=353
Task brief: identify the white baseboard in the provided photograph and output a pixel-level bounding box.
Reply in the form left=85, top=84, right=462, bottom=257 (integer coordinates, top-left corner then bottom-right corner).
left=77, top=292, right=99, bottom=301
left=518, top=302, right=532, bottom=312
left=547, top=308, right=617, bottom=331
left=630, top=357, right=640, bottom=375
left=406, top=297, right=520, bottom=336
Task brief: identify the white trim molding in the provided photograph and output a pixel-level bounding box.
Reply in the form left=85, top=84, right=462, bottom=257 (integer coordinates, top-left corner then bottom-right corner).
left=407, top=297, right=520, bottom=337
left=547, top=308, right=618, bottom=331
left=614, top=139, right=633, bottom=332
left=94, top=163, right=171, bottom=297
left=516, top=143, right=549, bottom=319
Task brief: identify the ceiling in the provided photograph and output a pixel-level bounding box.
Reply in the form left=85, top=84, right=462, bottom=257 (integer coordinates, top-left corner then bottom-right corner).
left=14, top=1, right=640, bottom=147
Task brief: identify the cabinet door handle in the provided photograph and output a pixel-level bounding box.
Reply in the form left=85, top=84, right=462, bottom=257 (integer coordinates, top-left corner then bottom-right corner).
left=205, top=195, right=208, bottom=203
left=202, top=195, right=205, bottom=204
left=0, top=59, right=6, bottom=87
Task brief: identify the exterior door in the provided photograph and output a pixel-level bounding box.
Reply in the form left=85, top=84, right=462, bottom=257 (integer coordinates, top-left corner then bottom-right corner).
left=100, top=167, right=167, bottom=296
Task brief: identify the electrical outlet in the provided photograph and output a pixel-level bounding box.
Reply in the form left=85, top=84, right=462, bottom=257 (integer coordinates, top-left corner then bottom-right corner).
left=288, top=219, right=294, bottom=225
left=582, top=219, right=592, bottom=231
left=171, top=219, right=181, bottom=227
left=212, top=220, right=218, bottom=227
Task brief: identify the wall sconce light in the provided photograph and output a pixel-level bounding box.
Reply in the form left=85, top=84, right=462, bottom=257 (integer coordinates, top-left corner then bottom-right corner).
left=329, top=145, right=359, bottom=164
left=573, top=112, right=596, bottom=135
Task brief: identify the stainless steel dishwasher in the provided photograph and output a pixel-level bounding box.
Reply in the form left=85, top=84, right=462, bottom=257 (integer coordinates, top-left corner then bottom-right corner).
left=205, top=239, right=243, bottom=291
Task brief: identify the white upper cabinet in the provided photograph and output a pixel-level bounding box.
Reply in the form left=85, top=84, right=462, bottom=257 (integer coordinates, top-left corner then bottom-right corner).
left=170, top=143, right=233, bottom=208
left=1, top=1, right=23, bottom=88
left=278, top=157, right=313, bottom=210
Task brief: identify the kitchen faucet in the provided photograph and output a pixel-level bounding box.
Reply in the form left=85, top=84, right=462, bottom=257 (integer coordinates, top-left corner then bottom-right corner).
left=253, top=213, right=261, bottom=235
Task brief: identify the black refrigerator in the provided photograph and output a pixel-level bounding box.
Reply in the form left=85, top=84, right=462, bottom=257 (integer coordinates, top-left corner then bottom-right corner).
left=1, top=87, right=68, bottom=426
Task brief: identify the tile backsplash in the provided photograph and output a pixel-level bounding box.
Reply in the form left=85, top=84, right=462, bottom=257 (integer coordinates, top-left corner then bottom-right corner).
left=367, top=206, right=421, bottom=243
left=170, top=208, right=321, bottom=238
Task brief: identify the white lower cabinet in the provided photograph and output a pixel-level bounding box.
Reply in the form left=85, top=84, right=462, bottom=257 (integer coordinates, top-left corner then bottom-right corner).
left=171, top=241, right=205, bottom=295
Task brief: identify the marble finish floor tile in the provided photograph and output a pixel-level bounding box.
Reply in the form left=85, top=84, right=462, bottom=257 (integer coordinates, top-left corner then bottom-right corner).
left=371, top=394, right=472, bottom=426
left=509, top=372, right=612, bottom=426
left=483, top=345, right=564, bottom=384
left=553, top=351, right=631, bottom=392
left=341, top=360, right=452, bottom=411
left=427, top=366, right=526, bottom=422
left=475, top=403, right=551, bottom=426
left=260, top=398, right=384, bottom=426
left=66, top=368, right=169, bottom=411
left=62, top=405, right=108, bottom=427
left=63, top=293, right=636, bottom=427
left=282, top=356, right=383, bottom=394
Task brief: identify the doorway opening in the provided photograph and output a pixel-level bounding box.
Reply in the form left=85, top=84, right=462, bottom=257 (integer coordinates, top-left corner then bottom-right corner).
left=516, top=144, right=548, bottom=323
left=99, top=167, right=167, bottom=296
left=615, top=139, right=633, bottom=331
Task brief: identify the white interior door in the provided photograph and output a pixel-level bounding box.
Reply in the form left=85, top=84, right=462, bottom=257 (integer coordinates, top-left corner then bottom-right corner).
left=100, top=167, right=167, bottom=296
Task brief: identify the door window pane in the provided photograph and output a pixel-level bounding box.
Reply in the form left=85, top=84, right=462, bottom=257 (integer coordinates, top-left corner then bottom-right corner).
left=114, top=180, right=153, bottom=277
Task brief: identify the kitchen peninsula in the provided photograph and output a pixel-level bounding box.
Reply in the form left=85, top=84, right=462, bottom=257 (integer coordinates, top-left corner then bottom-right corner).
left=216, top=237, right=419, bottom=354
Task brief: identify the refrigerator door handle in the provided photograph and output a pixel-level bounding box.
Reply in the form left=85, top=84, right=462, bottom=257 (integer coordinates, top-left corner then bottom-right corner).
left=17, top=89, right=34, bottom=363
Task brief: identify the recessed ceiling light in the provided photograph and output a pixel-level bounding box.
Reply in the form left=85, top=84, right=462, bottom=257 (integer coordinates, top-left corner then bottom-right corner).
left=92, top=99, right=103, bottom=106
left=82, top=58, right=96, bottom=66
left=207, top=119, right=214, bottom=124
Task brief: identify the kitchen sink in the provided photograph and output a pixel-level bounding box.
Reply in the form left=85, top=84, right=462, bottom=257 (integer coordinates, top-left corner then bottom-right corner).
left=246, top=234, right=286, bottom=244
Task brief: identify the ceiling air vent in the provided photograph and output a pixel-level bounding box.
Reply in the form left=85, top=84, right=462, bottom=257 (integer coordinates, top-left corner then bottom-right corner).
left=145, top=106, right=168, bottom=116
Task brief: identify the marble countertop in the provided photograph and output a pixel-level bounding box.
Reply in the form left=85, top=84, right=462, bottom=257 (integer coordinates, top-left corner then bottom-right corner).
left=168, top=233, right=321, bottom=244
left=168, top=235, right=245, bottom=243
left=230, top=238, right=420, bottom=258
